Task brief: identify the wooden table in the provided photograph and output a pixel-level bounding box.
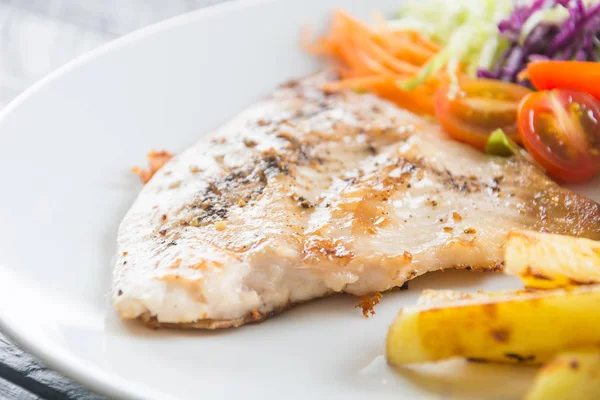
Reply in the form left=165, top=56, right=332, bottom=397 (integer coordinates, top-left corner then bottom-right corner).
left=0, top=1, right=226, bottom=398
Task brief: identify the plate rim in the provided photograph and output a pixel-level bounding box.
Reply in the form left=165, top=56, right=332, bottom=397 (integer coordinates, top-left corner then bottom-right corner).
left=0, top=1, right=268, bottom=399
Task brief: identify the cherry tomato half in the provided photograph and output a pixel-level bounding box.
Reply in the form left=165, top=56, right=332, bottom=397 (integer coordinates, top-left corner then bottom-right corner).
left=518, top=89, right=600, bottom=183
left=434, top=78, right=532, bottom=150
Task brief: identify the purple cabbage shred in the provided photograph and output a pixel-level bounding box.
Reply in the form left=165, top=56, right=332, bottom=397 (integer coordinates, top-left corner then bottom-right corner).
left=478, top=0, right=600, bottom=86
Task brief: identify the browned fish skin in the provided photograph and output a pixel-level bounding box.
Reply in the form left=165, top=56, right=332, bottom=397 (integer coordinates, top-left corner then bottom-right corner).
left=113, top=72, right=600, bottom=328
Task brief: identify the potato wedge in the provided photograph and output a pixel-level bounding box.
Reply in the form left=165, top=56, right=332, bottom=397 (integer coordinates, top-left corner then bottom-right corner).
left=505, top=230, right=600, bottom=289
left=526, top=349, right=600, bottom=400
left=386, top=285, right=600, bottom=366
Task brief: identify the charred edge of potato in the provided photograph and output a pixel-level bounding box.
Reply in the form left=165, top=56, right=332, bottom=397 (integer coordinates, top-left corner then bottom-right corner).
left=505, top=230, right=600, bottom=289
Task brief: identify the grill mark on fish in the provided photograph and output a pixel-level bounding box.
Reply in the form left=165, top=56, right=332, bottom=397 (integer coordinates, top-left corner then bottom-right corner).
left=186, top=149, right=295, bottom=227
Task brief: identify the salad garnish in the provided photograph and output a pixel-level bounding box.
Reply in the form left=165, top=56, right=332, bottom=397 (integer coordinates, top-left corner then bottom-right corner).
left=481, top=0, right=600, bottom=84
left=307, top=0, right=600, bottom=183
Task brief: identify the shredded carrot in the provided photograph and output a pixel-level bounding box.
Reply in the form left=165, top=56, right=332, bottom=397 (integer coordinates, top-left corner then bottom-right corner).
left=373, top=84, right=436, bottom=116
left=337, top=41, right=379, bottom=76
left=353, top=34, right=419, bottom=74
left=305, top=9, right=449, bottom=115
left=132, top=150, right=174, bottom=184
left=408, top=31, right=441, bottom=53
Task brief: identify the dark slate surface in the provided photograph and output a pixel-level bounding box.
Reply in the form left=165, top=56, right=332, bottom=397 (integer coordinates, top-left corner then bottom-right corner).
left=0, top=1, right=229, bottom=398
left=0, top=334, right=101, bottom=399
left=0, top=375, right=40, bottom=400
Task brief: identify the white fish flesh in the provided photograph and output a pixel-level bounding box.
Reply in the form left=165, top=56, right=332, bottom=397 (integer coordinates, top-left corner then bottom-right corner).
left=112, top=74, right=600, bottom=328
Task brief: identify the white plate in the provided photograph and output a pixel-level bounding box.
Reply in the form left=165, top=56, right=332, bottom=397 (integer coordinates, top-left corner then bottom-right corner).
left=0, top=1, right=598, bottom=399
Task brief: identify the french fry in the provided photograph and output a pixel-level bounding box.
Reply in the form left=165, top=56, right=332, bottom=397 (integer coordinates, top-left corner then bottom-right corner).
left=505, top=230, right=600, bottom=289
left=386, top=285, right=600, bottom=366
left=526, top=349, right=600, bottom=400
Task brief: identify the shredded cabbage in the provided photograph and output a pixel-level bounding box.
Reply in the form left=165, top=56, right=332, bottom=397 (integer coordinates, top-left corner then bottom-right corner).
left=518, top=6, right=570, bottom=45
left=388, top=0, right=512, bottom=92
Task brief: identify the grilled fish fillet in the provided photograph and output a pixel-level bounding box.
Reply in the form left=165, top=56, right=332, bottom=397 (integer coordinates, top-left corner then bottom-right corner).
left=113, top=73, right=600, bottom=328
